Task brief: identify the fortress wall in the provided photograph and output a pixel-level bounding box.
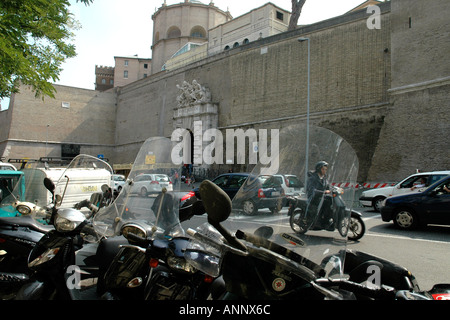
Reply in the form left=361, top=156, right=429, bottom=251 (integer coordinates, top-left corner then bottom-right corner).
left=114, top=6, right=391, bottom=181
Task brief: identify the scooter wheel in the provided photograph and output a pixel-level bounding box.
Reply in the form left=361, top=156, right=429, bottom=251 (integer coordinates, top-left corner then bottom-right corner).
left=348, top=215, right=365, bottom=241
left=289, top=209, right=310, bottom=234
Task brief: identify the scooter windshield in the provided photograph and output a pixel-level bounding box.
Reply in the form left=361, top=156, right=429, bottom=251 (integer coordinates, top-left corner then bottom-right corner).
left=224, top=124, right=358, bottom=279
left=93, top=137, right=182, bottom=239
left=0, top=165, right=48, bottom=218
left=53, top=154, right=114, bottom=211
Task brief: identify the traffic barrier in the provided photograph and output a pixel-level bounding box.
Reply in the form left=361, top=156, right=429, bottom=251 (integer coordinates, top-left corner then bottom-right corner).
left=331, top=182, right=395, bottom=189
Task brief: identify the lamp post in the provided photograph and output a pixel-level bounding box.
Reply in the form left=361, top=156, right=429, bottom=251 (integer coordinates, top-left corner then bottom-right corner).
left=45, top=124, right=50, bottom=156
left=298, top=37, right=310, bottom=190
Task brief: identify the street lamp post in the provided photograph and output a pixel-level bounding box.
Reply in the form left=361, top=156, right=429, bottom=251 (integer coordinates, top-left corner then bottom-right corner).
left=298, top=37, right=310, bottom=190
left=45, top=124, right=50, bottom=156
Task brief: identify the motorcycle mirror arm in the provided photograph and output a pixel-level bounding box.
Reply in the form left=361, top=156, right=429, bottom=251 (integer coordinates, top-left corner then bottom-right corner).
left=315, top=277, right=397, bottom=300
left=199, top=180, right=248, bottom=252
left=207, top=217, right=247, bottom=252
left=186, top=228, right=248, bottom=256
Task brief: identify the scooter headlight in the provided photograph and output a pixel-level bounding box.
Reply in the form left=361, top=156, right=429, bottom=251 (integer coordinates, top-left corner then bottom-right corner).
left=16, top=204, right=32, bottom=215
left=121, top=224, right=147, bottom=240
left=54, top=208, right=86, bottom=233
left=167, top=255, right=196, bottom=274
left=55, top=217, right=78, bottom=232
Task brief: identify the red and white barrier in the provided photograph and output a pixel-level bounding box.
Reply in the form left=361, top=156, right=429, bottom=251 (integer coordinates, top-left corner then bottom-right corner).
left=331, top=182, right=395, bottom=189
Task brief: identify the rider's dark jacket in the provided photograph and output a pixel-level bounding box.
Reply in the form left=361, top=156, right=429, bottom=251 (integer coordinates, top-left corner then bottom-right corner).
left=306, top=171, right=330, bottom=201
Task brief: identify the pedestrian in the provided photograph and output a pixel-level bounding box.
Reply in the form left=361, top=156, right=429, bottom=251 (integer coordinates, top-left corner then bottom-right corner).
left=189, top=174, right=195, bottom=188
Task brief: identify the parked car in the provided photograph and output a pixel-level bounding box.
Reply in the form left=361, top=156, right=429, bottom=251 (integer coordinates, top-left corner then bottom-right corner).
left=380, top=176, right=450, bottom=230
left=130, top=173, right=173, bottom=196
left=112, top=174, right=126, bottom=193
left=360, top=171, right=450, bottom=212
left=273, top=174, right=303, bottom=196
left=179, top=173, right=285, bottom=217
left=0, top=162, right=17, bottom=171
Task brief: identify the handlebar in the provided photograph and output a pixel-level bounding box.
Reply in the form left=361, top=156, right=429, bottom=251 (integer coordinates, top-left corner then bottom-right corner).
left=235, top=230, right=325, bottom=277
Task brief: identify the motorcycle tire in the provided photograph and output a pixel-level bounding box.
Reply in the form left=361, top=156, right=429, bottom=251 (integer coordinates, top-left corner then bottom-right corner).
left=336, top=215, right=349, bottom=238
left=348, top=214, right=365, bottom=241
left=289, top=208, right=314, bottom=235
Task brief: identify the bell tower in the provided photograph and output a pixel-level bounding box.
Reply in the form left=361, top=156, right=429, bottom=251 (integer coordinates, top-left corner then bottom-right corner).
left=151, top=1, right=231, bottom=74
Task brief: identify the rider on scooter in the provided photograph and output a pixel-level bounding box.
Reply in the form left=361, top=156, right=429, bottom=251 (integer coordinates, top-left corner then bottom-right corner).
left=306, top=161, right=334, bottom=230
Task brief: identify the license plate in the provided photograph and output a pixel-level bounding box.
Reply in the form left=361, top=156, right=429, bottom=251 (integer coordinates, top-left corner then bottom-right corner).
left=272, top=191, right=280, bottom=196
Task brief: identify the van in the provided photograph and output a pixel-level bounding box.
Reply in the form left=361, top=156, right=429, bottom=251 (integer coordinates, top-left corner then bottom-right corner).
left=53, top=167, right=112, bottom=208
left=1, top=157, right=112, bottom=215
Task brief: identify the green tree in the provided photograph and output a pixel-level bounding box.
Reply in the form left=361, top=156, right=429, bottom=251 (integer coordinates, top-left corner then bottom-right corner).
left=0, top=0, right=93, bottom=99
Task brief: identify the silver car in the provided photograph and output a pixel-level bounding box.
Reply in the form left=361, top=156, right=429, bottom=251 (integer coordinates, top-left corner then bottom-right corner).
left=112, top=174, right=126, bottom=192
left=131, top=173, right=173, bottom=196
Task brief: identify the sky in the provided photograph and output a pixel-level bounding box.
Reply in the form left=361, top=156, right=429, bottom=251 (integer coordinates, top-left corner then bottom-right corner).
left=0, top=0, right=369, bottom=109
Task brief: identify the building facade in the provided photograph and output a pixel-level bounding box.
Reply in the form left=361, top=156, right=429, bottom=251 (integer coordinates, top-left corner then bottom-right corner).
left=114, top=56, right=152, bottom=88
left=208, top=3, right=291, bottom=55
left=95, top=65, right=115, bottom=91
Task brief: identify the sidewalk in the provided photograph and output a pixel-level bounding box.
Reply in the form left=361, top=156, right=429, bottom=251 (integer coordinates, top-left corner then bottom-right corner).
left=178, top=181, right=201, bottom=192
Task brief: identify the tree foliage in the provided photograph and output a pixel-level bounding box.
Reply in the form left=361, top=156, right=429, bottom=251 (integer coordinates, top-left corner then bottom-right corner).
left=0, top=0, right=93, bottom=99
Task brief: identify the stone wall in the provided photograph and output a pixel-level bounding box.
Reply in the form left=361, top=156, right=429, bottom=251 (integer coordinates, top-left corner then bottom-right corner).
left=0, top=85, right=116, bottom=160
left=113, top=5, right=391, bottom=181
left=368, top=0, right=450, bottom=180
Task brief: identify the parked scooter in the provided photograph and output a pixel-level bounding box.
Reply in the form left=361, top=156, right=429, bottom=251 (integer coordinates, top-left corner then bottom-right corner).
left=13, top=155, right=116, bottom=300
left=185, top=124, right=450, bottom=300
left=92, top=137, right=219, bottom=300
left=287, top=187, right=365, bottom=241
left=0, top=159, right=116, bottom=299
left=0, top=166, right=55, bottom=299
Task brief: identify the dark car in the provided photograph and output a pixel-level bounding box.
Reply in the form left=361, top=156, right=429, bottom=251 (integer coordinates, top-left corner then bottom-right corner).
left=179, top=173, right=285, bottom=217
left=380, top=176, right=450, bottom=230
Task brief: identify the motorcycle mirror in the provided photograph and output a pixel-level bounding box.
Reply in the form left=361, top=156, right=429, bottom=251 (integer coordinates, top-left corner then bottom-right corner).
left=254, top=226, right=273, bottom=239
left=44, top=177, right=55, bottom=194
left=199, top=180, right=247, bottom=252
left=199, top=180, right=231, bottom=224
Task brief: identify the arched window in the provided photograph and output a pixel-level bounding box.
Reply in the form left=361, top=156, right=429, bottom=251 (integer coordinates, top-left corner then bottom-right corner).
left=243, top=38, right=250, bottom=45
left=190, top=26, right=206, bottom=38
left=167, top=26, right=181, bottom=39
left=224, top=45, right=230, bottom=51
left=233, top=42, right=239, bottom=48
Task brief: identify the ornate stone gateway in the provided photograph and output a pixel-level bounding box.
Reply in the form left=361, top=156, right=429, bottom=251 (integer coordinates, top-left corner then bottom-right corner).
left=173, top=80, right=219, bottom=171
left=173, top=79, right=218, bottom=138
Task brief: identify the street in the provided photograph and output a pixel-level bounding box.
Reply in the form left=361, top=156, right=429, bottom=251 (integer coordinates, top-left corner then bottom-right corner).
left=177, top=183, right=449, bottom=292
left=350, top=207, right=450, bottom=291
left=128, top=180, right=450, bottom=292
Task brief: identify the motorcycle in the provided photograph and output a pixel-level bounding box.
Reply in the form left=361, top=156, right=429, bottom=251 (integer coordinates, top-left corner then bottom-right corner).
left=287, top=187, right=365, bottom=241
left=92, top=136, right=219, bottom=300
left=0, top=160, right=117, bottom=299
left=13, top=154, right=116, bottom=300
left=0, top=165, right=55, bottom=299
left=185, top=124, right=450, bottom=300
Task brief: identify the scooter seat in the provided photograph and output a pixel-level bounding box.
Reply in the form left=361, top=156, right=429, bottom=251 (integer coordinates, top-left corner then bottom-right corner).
left=0, top=216, right=54, bottom=234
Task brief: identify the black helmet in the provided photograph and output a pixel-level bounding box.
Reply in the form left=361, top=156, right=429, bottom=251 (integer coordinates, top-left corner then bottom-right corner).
left=315, top=161, right=328, bottom=173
